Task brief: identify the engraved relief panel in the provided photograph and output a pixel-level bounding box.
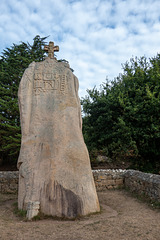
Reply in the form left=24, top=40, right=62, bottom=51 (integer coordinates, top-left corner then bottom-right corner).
left=33, top=62, right=68, bottom=95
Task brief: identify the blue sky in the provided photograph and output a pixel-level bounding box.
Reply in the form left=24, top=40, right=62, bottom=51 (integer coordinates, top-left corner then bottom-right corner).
left=0, top=0, right=160, bottom=97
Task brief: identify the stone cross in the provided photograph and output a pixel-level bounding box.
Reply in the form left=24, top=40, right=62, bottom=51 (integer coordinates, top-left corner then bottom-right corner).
left=44, top=41, right=59, bottom=58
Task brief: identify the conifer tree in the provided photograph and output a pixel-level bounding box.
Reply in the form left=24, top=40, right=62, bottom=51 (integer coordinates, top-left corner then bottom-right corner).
left=0, top=35, right=47, bottom=165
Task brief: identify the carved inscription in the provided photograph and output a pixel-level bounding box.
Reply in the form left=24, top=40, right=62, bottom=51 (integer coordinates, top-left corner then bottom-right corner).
left=60, top=75, right=66, bottom=94
left=34, top=70, right=67, bottom=95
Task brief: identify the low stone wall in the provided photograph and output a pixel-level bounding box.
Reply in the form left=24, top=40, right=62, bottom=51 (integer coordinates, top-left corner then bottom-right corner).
left=124, top=170, right=160, bottom=202
left=0, top=170, right=126, bottom=194
left=0, top=170, right=160, bottom=203
left=0, top=171, right=19, bottom=194
left=92, top=169, right=125, bottom=191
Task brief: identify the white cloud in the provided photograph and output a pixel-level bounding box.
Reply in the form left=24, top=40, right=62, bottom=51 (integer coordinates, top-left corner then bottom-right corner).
left=0, top=0, right=160, bottom=97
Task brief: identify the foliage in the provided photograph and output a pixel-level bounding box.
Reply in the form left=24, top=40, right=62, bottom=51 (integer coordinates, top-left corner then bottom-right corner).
left=0, top=35, right=47, bottom=164
left=13, top=202, right=27, bottom=219
left=81, top=55, right=160, bottom=173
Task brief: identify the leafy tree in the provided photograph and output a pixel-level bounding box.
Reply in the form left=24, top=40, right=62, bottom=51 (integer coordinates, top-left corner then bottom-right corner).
left=0, top=35, right=47, bottom=165
left=81, top=55, right=160, bottom=173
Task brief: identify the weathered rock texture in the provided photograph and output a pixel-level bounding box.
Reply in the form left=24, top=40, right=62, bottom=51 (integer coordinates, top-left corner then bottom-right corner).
left=17, top=58, right=100, bottom=219
left=124, top=170, right=160, bottom=201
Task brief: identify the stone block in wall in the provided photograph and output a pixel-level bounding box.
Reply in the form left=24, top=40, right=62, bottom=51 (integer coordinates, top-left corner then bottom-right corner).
left=105, top=179, right=116, bottom=185
left=99, top=176, right=107, bottom=180
left=115, top=179, right=124, bottom=185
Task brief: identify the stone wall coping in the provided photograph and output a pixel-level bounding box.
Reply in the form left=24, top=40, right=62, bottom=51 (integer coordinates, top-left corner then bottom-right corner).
left=124, top=169, right=160, bottom=183
left=92, top=169, right=127, bottom=173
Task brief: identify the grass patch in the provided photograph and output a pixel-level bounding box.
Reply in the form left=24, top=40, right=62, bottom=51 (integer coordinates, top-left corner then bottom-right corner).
left=30, top=207, right=102, bottom=222
left=13, top=202, right=27, bottom=219
left=124, top=187, right=160, bottom=210
left=31, top=212, right=82, bottom=221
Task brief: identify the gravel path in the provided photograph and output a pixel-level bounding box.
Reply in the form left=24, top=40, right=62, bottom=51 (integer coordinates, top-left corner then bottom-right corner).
left=0, top=190, right=159, bottom=240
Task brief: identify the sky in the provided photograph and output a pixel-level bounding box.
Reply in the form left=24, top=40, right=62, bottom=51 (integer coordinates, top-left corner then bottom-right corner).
left=0, top=0, right=160, bottom=98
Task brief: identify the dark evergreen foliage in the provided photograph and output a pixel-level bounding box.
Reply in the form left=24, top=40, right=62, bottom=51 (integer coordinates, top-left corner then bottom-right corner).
left=0, top=35, right=47, bottom=164
left=81, top=55, right=160, bottom=173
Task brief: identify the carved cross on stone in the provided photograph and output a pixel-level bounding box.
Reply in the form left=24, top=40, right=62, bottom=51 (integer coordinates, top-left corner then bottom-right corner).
left=44, top=41, right=59, bottom=59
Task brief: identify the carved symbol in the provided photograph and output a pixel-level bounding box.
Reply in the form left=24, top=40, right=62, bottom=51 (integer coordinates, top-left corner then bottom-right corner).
left=34, top=71, right=61, bottom=95
left=44, top=81, right=53, bottom=89
left=34, top=72, right=42, bottom=80
left=44, top=42, right=59, bottom=59
left=60, top=75, right=66, bottom=94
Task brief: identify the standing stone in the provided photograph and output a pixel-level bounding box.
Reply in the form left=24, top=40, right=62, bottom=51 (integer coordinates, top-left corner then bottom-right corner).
left=17, top=48, right=100, bottom=219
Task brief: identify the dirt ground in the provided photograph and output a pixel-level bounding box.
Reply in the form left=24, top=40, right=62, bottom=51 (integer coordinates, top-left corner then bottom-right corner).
left=0, top=190, right=160, bottom=240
